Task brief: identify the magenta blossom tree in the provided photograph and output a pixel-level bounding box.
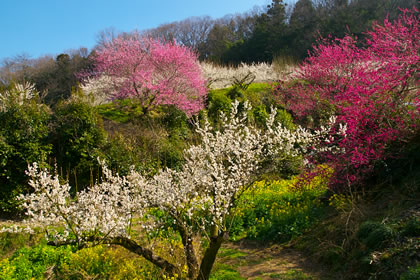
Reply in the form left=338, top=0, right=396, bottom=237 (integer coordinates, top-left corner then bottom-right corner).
left=274, top=7, right=419, bottom=189
left=89, top=34, right=207, bottom=116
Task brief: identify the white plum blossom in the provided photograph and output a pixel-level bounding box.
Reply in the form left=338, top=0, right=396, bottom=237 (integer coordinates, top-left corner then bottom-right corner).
left=0, top=82, right=38, bottom=112
left=200, top=62, right=296, bottom=89
left=2, top=101, right=345, bottom=279
left=79, top=75, right=120, bottom=105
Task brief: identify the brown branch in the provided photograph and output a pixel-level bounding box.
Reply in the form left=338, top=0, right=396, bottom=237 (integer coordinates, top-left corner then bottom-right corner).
left=48, top=236, right=178, bottom=276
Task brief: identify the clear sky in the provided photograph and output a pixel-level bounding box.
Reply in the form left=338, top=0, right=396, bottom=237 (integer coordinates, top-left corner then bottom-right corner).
left=1, top=0, right=270, bottom=61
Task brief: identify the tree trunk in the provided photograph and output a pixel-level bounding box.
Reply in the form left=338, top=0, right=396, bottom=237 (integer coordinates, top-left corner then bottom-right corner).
left=179, top=225, right=200, bottom=279
left=196, top=231, right=227, bottom=280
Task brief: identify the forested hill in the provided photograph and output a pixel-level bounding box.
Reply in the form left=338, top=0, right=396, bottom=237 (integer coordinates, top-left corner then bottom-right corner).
left=1, top=0, right=419, bottom=99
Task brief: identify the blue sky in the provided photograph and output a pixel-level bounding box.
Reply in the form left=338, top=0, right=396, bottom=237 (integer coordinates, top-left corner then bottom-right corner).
left=1, top=0, right=270, bottom=61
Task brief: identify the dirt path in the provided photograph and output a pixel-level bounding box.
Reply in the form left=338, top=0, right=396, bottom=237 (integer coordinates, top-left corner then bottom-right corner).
left=215, top=241, right=333, bottom=280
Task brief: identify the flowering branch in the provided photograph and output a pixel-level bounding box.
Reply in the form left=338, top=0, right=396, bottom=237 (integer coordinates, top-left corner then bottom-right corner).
left=3, top=101, right=344, bottom=279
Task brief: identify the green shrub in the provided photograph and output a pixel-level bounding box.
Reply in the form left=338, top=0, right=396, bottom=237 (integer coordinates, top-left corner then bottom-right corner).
left=253, top=105, right=269, bottom=127
left=0, top=242, right=161, bottom=280
left=102, top=133, right=137, bottom=176
left=365, top=226, right=393, bottom=250
left=401, top=218, right=420, bottom=238
left=275, top=108, right=295, bottom=130
left=241, top=83, right=272, bottom=108
left=160, top=105, right=190, bottom=133
left=0, top=243, right=73, bottom=280
left=358, top=221, right=393, bottom=250
left=207, top=89, right=232, bottom=123
left=357, top=221, right=382, bottom=240
left=49, top=98, right=107, bottom=191
left=0, top=84, right=51, bottom=216
left=226, top=86, right=245, bottom=100
left=158, top=136, right=186, bottom=170
left=0, top=231, right=43, bottom=259
left=401, top=265, right=420, bottom=280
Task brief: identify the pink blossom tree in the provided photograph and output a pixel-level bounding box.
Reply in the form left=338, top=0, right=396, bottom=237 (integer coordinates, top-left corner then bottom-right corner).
left=89, top=34, right=208, bottom=116
left=274, top=7, right=420, bottom=188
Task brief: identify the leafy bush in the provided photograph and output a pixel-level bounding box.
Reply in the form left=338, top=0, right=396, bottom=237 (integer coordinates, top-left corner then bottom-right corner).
left=0, top=231, right=43, bottom=260
left=401, top=218, right=420, bottom=238
left=401, top=265, right=420, bottom=280
left=275, top=108, right=295, bottom=131
left=0, top=83, right=51, bottom=215
left=49, top=98, right=107, bottom=191
left=208, top=83, right=295, bottom=130
left=364, top=225, right=393, bottom=250
left=0, top=243, right=73, bottom=280
left=357, top=221, right=394, bottom=250
left=0, top=242, right=161, bottom=280
left=207, top=89, right=232, bottom=123
left=357, top=221, right=382, bottom=240
left=98, top=103, right=192, bottom=173
left=97, top=98, right=144, bottom=123
left=252, top=104, right=269, bottom=127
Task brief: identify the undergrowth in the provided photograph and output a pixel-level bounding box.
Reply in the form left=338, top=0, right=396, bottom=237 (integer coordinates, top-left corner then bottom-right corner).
left=229, top=170, right=331, bottom=242
left=292, top=159, right=420, bottom=280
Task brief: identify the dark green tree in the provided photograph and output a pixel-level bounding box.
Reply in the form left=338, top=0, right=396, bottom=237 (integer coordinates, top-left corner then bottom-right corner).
left=202, top=23, right=235, bottom=63
left=35, top=50, right=93, bottom=106
left=0, top=84, right=51, bottom=216
left=49, top=96, right=107, bottom=192
left=220, top=0, right=289, bottom=64
left=289, top=0, right=319, bottom=59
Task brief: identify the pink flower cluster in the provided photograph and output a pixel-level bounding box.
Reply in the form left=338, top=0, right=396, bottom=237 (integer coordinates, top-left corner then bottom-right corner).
left=92, top=34, right=207, bottom=116
left=274, top=7, right=420, bottom=188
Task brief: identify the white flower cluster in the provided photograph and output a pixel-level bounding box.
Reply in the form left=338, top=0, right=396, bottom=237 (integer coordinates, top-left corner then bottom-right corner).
left=3, top=102, right=345, bottom=248
left=0, top=82, right=38, bottom=112
left=200, top=62, right=292, bottom=89
left=79, top=75, right=119, bottom=105
left=12, top=162, right=143, bottom=246
left=0, top=224, right=34, bottom=234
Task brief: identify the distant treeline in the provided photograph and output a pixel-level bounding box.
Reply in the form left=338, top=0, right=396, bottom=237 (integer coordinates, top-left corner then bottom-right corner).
left=141, top=0, right=419, bottom=64
left=1, top=0, right=418, bottom=105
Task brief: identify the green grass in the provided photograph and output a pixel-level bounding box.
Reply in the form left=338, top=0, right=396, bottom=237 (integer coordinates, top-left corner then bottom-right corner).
left=217, top=248, right=248, bottom=259
left=210, top=263, right=245, bottom=280
left=0, top=230, right=44, bottom=260
left=208, top=82, right=272, bottom=107
left=97, top=99, right=144, bottom=123
left=268, top=269, right=315, bottom=279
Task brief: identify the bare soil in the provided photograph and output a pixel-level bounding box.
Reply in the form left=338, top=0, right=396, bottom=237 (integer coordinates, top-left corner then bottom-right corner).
left=216, top=240, right=334, bottom=280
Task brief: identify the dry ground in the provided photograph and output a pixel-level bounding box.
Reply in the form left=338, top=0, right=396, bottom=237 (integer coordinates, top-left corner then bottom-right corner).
left=215, top=240, right=335, bottom=280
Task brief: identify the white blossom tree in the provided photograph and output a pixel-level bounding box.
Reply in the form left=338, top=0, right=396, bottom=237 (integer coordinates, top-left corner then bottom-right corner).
left=3, top=101, right=345, bottom=280
left=200, top=62, right=297, bottom=89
